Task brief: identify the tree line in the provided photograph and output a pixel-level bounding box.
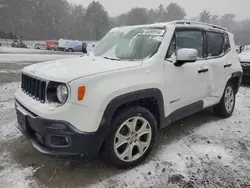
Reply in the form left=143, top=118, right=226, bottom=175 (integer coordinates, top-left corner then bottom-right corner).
left=0, top=0, right=250, bottom=45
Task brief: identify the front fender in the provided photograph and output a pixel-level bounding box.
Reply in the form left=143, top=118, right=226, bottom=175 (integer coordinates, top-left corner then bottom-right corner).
left=100, top=88, right=165, bottom=129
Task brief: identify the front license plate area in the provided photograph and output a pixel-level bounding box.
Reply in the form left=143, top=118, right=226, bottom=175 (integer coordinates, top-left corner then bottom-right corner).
left=16, top=109, right=27, bottom=132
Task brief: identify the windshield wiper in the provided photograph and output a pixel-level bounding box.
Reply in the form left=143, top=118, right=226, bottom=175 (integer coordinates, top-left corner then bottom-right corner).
left=103, top=56, right=121, bottom=61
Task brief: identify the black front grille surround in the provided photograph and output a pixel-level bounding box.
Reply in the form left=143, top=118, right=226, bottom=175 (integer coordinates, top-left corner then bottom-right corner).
left=21, top=73, right=46, bottom=103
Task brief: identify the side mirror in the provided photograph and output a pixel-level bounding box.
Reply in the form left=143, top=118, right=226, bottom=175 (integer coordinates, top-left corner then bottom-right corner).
left=174, top=48, right=198, bottom=67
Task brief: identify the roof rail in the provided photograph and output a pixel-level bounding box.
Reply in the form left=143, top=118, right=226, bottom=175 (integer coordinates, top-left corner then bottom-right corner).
left=168, top=20, right=227, bottom=31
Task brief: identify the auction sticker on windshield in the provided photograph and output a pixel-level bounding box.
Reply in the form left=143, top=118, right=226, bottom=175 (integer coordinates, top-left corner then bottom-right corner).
left=142, top=29, right=166, bottom=36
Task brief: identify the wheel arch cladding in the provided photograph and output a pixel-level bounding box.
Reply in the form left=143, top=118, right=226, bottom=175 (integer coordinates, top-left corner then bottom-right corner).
left=230, top=71, right=243, bottom=93
left=100, top=88, right=165, bottom=133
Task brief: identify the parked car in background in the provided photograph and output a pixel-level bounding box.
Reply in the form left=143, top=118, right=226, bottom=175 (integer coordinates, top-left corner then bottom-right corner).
left=33, top=43, right=46, bottom=50
left=11, top=41, right=28, bottom=48
left=46, top=40, right=58, bottom=50
left=238, top=49, right=250, bottom=82
left=58, top=38, right=83, bottom=52
left=82, top=42, right=87, bottom=53
left=50, top=43, right=59, bottom=51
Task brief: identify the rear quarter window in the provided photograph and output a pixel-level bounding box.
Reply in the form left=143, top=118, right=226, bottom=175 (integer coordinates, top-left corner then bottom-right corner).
left=223, top=33, right=231, bottom=53
left=206, top=31, right=223, bottom=57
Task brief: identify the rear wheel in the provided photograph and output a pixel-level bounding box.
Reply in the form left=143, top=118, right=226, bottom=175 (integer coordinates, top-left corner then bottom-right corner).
left=213, top=82, right=236, bottom=117
left=104, top=106, right=157, bottom=169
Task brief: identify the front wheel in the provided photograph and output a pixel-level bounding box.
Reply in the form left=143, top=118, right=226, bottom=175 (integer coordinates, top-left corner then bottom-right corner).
left=213, top=82, right=236, bottom=117
left=104, top=106, right=157, bottom=169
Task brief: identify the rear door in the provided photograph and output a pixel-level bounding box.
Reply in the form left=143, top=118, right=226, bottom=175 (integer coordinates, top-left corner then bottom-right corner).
left=204, top=30, right=230, bottom=106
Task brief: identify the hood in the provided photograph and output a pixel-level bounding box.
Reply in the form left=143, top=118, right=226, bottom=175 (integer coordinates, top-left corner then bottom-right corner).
left=22, top=55, right=143, bottom=83
left=239, top=52, right=250, bottom=62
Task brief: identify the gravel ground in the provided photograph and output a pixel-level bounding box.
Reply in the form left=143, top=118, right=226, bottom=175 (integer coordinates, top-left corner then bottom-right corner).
left=0, top=52, right=250, bottom=188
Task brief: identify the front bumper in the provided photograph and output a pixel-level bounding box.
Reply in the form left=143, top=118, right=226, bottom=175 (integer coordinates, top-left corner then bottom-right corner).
left=15, top=100, right=106, bottom=157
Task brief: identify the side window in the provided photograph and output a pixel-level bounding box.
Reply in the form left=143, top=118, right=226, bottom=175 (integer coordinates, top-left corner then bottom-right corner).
left=206, top=31, right=223, bottom=57
left=223, top=32, right=231, bottom=53
left=165, top=30, right=204, bottom=59
left=176, top=30, right=204, bottom=58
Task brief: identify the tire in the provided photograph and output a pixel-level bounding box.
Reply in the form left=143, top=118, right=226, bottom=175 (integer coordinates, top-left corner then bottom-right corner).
left=103, top=106, right=157, bottom=169
left=69, top=48, right=74, bottom=52
left=51, top=48, right=55, bottom=51
left=213, top=81, right=236, bottom=117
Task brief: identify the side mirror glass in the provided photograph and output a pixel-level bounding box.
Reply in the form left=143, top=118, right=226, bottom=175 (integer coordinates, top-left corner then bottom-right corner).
left=174, top=48, right=198, bottom=67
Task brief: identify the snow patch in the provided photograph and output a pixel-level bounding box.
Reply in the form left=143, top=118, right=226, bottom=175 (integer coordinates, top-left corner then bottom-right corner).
left=0, top=69, right=21, bottom=74
left=0, top=54, right=79, bottom=63
left=0, top=46, right=48, bottom=53
left=192, top=144, right=233, bottom=164
left=0, top=82, right=20, bottom=104
left=0, top=120, right=20, bottom=141
left=0, top=82, right=21, bottom=140
left=0, top=152, right=39, bottom=188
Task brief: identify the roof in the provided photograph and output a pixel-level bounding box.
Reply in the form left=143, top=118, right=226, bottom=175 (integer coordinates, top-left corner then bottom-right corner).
left=112, top=20, right=227, bottom=32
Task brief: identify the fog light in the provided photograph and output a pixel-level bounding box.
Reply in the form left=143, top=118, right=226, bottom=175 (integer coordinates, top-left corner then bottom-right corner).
left=48, top=135, right=71, bottom=147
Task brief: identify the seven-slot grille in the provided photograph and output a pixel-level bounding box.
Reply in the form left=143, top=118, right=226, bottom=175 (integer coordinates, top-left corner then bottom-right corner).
left=21, top=73, right=46, bottom=103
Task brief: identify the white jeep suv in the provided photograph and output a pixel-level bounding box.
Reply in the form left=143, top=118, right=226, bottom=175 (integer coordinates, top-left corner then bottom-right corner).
left=15, top=21, right=242, bottom=168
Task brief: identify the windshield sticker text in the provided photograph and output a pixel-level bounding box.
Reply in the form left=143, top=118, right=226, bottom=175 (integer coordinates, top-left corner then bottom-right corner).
left=142, top=29, right=165, bottom=36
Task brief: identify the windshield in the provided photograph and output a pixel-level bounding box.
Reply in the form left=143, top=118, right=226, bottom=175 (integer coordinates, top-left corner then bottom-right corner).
left=90, top=27, right=166, bottom=60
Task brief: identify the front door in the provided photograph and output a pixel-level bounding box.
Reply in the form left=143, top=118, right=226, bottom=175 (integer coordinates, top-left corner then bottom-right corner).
left=164, top=28, right=209, bottom=117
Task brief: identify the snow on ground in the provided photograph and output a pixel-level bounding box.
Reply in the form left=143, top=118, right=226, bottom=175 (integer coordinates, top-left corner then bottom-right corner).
left=0, top=81, right=250, bottom=188
left=0, top=82, right=39, bottom=188
left=0, top=46, right=83, bottom=55
left=0, top=47, right=49, bottom=54
left=0, top=82, right=21, bottom=141
left=0, top=53, right=80, bottom=63
left=0, top=151, right=39, bottom=188
left=0, top=69, right=21, bottom=74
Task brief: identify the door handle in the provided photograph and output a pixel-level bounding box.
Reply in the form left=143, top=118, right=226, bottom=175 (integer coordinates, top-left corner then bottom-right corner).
left=224, top=64, right=232, bottom=68
left=198, top=68, right=209, bottom=73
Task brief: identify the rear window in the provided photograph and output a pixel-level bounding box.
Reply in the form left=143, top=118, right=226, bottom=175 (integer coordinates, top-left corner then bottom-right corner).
left=206, top=31, right=223, bottom=57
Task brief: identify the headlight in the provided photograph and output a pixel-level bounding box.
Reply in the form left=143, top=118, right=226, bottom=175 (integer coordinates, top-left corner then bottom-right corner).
left=56, top=84, right=68, bottom=103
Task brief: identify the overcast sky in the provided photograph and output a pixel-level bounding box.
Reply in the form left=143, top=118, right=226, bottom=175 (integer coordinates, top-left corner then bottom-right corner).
left=68, top=0, right=250, bottom=20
